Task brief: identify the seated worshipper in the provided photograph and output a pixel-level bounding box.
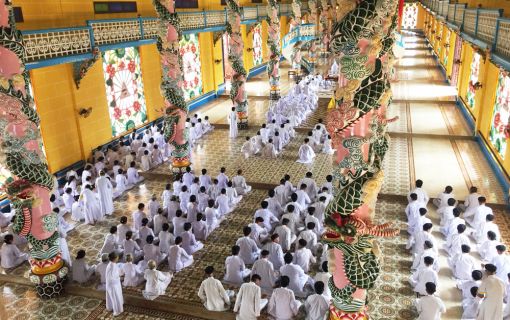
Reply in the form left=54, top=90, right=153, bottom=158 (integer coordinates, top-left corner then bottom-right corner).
left=248, top=217, right=269, bottom=248
left=199, top=169, right=212, bottom=190
left=406, top=193, right=421, bottom=234
left=462, top=286, right=481, bottom=320
left=322, top=135, right=336, bottom=155
left=172, top=210, right=187, bottom=237
left=224, top=245, right=252, bottom=286
left=111, top=160, right=122, bottom=178
left=167, top=196, right=180, bottom=220
left=469, top=196, right=493, bottom=228
left=265, top=190, right=284, bottom=219
left=433, top=185, right=456, bottom=209
left=280, top=252, right=314, bottom=297
left=190, top=178, right=201, bottom=197
left=409, top=256, right=438, bottom=296
left=262, top=138, right=278, bottom=158
left=203, top=116, right=214, bottom=133
left=199, top=266, right=232, bottom=312
left=232, top=169, right=252, bottom=195
left=307, top=131, right=320, bottom=152
left=226, top=181, right=242, bottom=206
left=260, top=123, right=270, bottom=143
left=116, top=215, right=137, bottom=245
left=0, top=234, right=28, bottom=269
left=314, top=261, right=332, bottom=300
left=153, top=208, right=167, bottom=236
left=216, top=189, right=232, bottom=216
left=252, top=131, right=264, bottom=154
left=105, top=252, right=124, bottom=317
left=461, top=186, right=481, bottom=213
left=444, top=224, right=470, bottom=258
left=251, top=250, right=278, bottom=294
left=95, top=254, right=109, bottom=291
left=168, top=236, right=193, bottom=272
left=241, top=136, right=256, bottom=159
left=58, top=230, right=71, bottom=267
left=63, top=188, right=75, bottom=213
left=488, top=245, right=510, bottom=281
left=100, top=226, right=123, bottom=257
left=203, top=199, right=219, bottom=230
left=305, top=207, right=322, bottom=236
left=158, top=223, right=174, bottom=255
left=122, top=253, right=144, bottom=287
left=297, top=222, right=320, bottom=255
left=186, top=195, right=199, bottom=223
left=139, top=218, right=155, bottom=247
left=123, top=231, right=143, bottom=262
left=81, top=164, right=93, bottom=185
left=132, top=203, right=146, bottom=232
left=233, top=274, right=268, bottom=320
left=268, top=275, right=302, bottom=320
left=192, top=213, right=208, bottom=241
left=476, top=263, right=505, bottom=320
left=115, top=169, right=129, bottom=196
left=81, top=184, right=102, bottom=225
left=148, top=194, right=160, bottom=220
left=296, top=184, right=312, bottom=210
left=209, top=179, right=221, bottom=200
left=457, top=270, right=483, bottom=301
left=297, top=138, right=316, bottom=164
left=275, top=218, right=297, bottom=252
left=438, top=198, right=456, bottom=233
left=181, top=222, right=204, bottom=255
left=141, top=150, right=152, bottom=171
left=415, top=282, right=446, bottom=319
left=197, top=187, right=210, bottom=213
left=412, top=240, right=439, bottom=272
left=216, top=167, right=229, bottom=190
left=71, top=249, right=96, bottom=283
left=449, top=245, right=476, bottom=281
left=64, top=176, right=78, bottom=197
left=478, top=231, right=501, bottom=263
left=142, top=260, right=173, bottom=300
left=235, top=226, right=260, bottom=265
left=293, top=239, right=316, bottom=273
left=142, top=235, right=166, bottom=268
left=305, top=281, right=330, bottom=320
left=151, top=145, right=164, bottom=166
left=407, top=179, right=430, bottom=207
left=263, top=234, right=285, bottom=270
left=254, top=201, right=279, bottom=232
left=127, top=161, right=144, bottom=185
left=71, top=195, right=84, bottom=222
left=178, top=186, right=191, bottom=213
left=161, top=184, right=172, bottom=212
left=474, top=214, right=500, bottom=245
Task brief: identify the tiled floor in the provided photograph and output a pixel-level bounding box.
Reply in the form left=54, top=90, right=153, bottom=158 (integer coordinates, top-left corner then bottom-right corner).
left=1, top=31, right=509, bottom=320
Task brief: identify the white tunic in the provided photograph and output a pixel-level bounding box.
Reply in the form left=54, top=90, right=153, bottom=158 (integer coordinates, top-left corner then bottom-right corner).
left=81, top=188, right=102, bottom=224
left=72, top=258, right=95, bottom=283
left=115, top=174, right=128, bottom=195
left=478, top=275, right=505, bottom=319
left=158, top=230, right=174, bottom=254
left=279, top=263, right=310, bottom=295
left=168, top=245, right=193, bottom=272
left=415, top=295, right=446, bottom=320
left=224, top=255, right=250, bottom=285
left=236, top=236, right=259, bottom=265
left=229, top=111, right=238, bottom=138
left=0, top=243, right=28, bottom=269
left=198, top=277, right=230, bottom=311
left=142, top=269, right=172, bottom=300
left=305, top=293, right=329, bottom=320
left=268, top=287, right=301, bottom=320
left=410, top=266, right=438, bottom=295
left=297, top=144, right=316, bottom=164
left=234, top=282, right=266, bottom=320
left=106, top=262, right=124, bottom=316
left=251, top=258, right=277, bottom=292
left=122, top=262, right=144, bottom=287
left=96, top=176, right=114, bottom=216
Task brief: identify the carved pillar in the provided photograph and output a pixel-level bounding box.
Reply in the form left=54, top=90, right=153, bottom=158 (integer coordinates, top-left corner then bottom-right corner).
left=152, top=0, right=190, bottom=169
left=267, top=0, right=281, bottom=102
left=0, top=0, right=66, bottom=297
left=290, top=0, right=302, bottom=72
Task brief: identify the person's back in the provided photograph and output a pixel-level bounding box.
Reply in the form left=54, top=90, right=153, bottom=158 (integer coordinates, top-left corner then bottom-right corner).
left=416, top=294, right=445, bottom=320
left=224, top=255, right=245, bottom=285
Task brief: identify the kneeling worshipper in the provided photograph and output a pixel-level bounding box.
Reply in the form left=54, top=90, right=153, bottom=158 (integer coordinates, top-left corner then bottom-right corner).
left=232, top=169, right=252, bottom=195
left=414, top=282, right=446, bottom=320
left=0, top=234, right=28, bottom=269
left=297, top=138, right=316, bottom=164
left=72, top=249, right=96, bottom=284
left=106, top=252, right=124, bottom=317
left=304, top=281, right=330, bottom=320
left=198, top=266, right=232, bottom=312
left=268, top=275, right=302, bottom=320
left=224, top=245, right=252, bottom=286
left=122, top=253, right=144, bottom=287
left=81, top=184, right=103, bottom=225
left=233, top=274, right=268, bottom=320
left=168, top=236, right=194, bottom=272
left=142, top=260, right=173, bottom=300
left=241, top=136, right=256, bottom=159
left=250, top=250, right=278, bottom=294
left=477, top=263, right=505, bottom=319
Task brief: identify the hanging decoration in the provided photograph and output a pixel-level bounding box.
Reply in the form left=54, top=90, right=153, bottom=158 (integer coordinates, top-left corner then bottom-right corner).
left=226, top=0, right=248, bottom=127
left=252, top=23, right=263, bottom=66
left=267, top=0, right=281, bottom=99
left=324, top=0, right=401, bottom=318
left=72, top=47, right=100, bottom=89
left=0, top=0, right=66, bottom=297
left=152, top=0, right=190, bottom=168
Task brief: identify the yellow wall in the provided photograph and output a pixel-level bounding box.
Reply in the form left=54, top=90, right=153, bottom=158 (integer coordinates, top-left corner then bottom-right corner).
left=416, top=4, right=425, bottom=30
left=261, top=20, right=269, bottom=63
left=212, top=35, right=225, bottom=91
left=139, top=44, right=164, bottom=121
left=199, top=32, right=216, bottom=94
left=242, top=24, right=255, bottom=72
left=445, top=30, right=456, bottom=79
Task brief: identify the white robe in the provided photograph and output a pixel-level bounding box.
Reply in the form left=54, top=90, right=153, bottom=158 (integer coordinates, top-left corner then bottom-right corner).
left=241, top=140, right=255, bottom=159
left=127, top=167, right=143, bottom=185
left=236, top=237, right=260, bottom=265
left=268, top=287, right=301, bottom=320
left=477, top=275, right=505, bottom=320
left=115, top=174, right=129, bottom=195
left=229, top=111, right=238, bottom=138
left=234, top=282, right=267, bottom=320
left=409, top=266, right=438, bottom=295
left=72, top=258, right=95, bottom=283
left=232, top=175, right=252, bottom=195
left=251, top=258, right=277, bottom=293
left=168, top=245, right=193, bottom=272
left=279, top=263, right=311, bottom=296
left=122, top=262, right=144, bottom=287
left=297, top=144, right=316, bottom=164
left=81, top=188, right=102, bottom=224
left=100, top=234, right=121, bottom=256
left=198, top=277, right=231, bottom=311
left=142, top=269, right=172, bottom=300
left=313, top=272, right=332, bottom=300
left=0, top=243, right=28, bottom=269
left=96, top=176, right=114, bottom=216
left=106, top=262, right=124, bottom=316
left=158, top=230, right=174, bottom=254
left=305, top=293, right=329, bottom=320
left=415, top=295, right=446, bottom=320
left=224, top=255, right=251, bottom=285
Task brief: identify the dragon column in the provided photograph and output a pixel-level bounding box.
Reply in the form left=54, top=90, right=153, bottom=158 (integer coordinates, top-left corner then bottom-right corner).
left=267, top=0, right=281, bottom=102
left=0, top=0, right=66, bottom=297
left=322, top=0, right=401, bottom=318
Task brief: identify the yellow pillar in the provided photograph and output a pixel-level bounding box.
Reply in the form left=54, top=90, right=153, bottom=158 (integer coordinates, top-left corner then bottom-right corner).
left=139, top=44, right=164, bottom=122
left=212, top=33, right=225, bottom=91
left=262, top=20, right=269, bottom=63
left=199, top=32, right=215, bottom=94
left=242, top=24, right=254, bottom=73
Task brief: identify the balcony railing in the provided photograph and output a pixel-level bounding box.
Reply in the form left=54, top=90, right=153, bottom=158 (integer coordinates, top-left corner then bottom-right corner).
left=21, top=3, right=302, bottom=68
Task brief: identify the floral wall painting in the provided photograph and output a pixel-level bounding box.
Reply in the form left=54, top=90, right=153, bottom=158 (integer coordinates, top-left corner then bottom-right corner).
left=180, top=33, right=203, bottom=101
left=466, top=52, right=481, bottom=109
left=102, top=46, right=147, bottom=137
left=402, top=3, right=418, bottom=30
left=489, top=72, right=510, bottom=159
left=252, top=23, right=263, bottom=66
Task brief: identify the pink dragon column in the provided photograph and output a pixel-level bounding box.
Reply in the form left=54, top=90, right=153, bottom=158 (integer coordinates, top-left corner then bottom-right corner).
left=152, top=0, right=190, bottom=169
left=289, top=0, right=303, bottom=72
left=0, top=0, right=66, bottom=297
left=267, top=0, right=281, bottom=100
left=226, top=0, right=248, bottom=128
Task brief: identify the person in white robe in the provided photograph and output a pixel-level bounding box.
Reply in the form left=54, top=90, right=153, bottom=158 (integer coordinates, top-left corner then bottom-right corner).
left=114, top=169, right=129, bottom=197
left=297, top=138, right=316, bottom=164
left=457, top=270, right=483, bottom=301
left=203, top=116, right=214, bottom=133
left=260, top=124, right=270, bottom=144
left=141, top=235, right=166, bottom=269
left=96, top=171, right=114, bottom=216
left=275, top=219, right=297, bottom=252
left=122, top=231, right=143, bottom=262
left=158, top=223, right=174, bottom=254
left=226, top=182, right=242, bottom=206
left=461, top=186, right=481, bottom=212
left=232, top=170, right=252, bottom=195
left=451, top=245, right=476, bottom=280
left=205, top=200, right=220, bottom=233
left=0, top=235, right=28, bottom=269
left=488, top=245, right=510, bottom=281
left=161, top=184, right=172, bottom=212
left=71, top=195, right=84, bottom=221
left=268, top=275, right=301, bottom=320
left=105, top=252, right=124, bottom=316
left=477, top=263, right=505, bottom=320
left=474, top=214, right=500, bottom=244
left=406, top=193, right=421, bottom=234
left=444, top=224, right=470, bottom=258
left=254, top=201, right=279, bottom=232
left=251, top=250, right=277, bottom=294
left=261, top=139, right=278, bottom=158
left=229, top=107, right=238, bottom=139
left=71, top=249, right=96, bottom=283
left=322, top=135, right=336, bottom=155
left=198, top=266, right=231, bottom=311
left=263, top=234, right=285, bottom=270
left=314, top=261, right=332, bottom=301
left=95, top=254, right=109, bottom=290
left=478, top=231, right=501, bottom=262
left=415, top=282, right=446, bottom=320
left=293, top=239, right=316, bottom=273
left=127, top=162, right=144, bottom=185
left=192, top=213, right=209, bottom=241
left=236, top=227, right=261, bottom=265
left=81, top=185, right=102, bottom=225
left=132, top=203, right=146, bottom=231
left=224, top=245, right=252, bottom=285
left=241, top=136, right=256, bottom=159
left=305, top=281, right=329, bottom=320
left=433, top=185, right=456, bottom=208
left=409, top=256, right=438, bottom=295
left=233, top=274, right=268, bottom=320
left=168, top=236, right=193, bottom=272
left=63, top=188, right=75, bottom=213
left=407, top=179, right=429, bottom=207
left=121, top=254, right=144, bottom=287
left=81, top=165, right=93, bottom=185
left=462, top=286, right=481, bottom=319
left=181, top=223, right=204, bottom=255
left=172, top=210, right=187, bottom=237
left=199, top=169, right=212, bottom=190
left=143, top=260, right=172, bottom=300
left=216, top=189, right=231, bottom=216
left=413, top=240, right=439, bottom=272
left=59, top=232, right=71, bottom=267
left=280, top=253, right=314, bottom=297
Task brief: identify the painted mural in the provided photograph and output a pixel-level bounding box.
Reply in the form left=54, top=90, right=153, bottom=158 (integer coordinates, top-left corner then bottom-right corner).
left=402, top=2, right=418, bottom=30
left=180, top=34, right=204, bottom=101
left=102, top=47, right=147, bottom=137
left=252, top=23, right=263, bottom=66
left=466, top=52, right=481, bottom=109
left=489, top=72, right=510, bottom=159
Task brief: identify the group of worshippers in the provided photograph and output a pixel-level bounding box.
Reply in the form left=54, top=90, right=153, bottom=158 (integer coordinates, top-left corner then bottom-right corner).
left=196, top=171, right=333, bottom=319
left=405, top=180, right=510, bottom=319
left=67, top=166, right=250, bottom=316
left=186, top=113, right=215, bottom=147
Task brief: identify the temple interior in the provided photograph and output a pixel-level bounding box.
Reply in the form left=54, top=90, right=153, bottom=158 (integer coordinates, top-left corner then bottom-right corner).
left=1, top=0, right=510, bottom=319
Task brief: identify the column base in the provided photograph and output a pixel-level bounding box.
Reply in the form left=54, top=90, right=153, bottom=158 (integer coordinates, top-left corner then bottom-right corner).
left=237, top=119, right=249, bottom=130
left=329, top=305, right=369, bottom=320
left=29, top=261, right=68, bottom=299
